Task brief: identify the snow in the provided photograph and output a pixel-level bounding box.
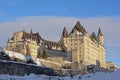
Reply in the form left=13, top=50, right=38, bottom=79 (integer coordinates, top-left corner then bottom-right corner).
left=4, top=50, right=41, bottom=66
left=4, top=49, right=62, bottom=66
left=1, top=48, right=120, bottom=80
left=0, top=69, right=119, bottom=80
left=5, top=50, right=26, bottom=60
left=3, top=49, right=62, bottom=67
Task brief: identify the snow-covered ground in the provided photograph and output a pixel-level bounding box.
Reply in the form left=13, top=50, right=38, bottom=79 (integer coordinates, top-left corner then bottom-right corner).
left=1, top=48, right=120, bottom=80
left=0, top=69, right=119, bottom=80
left=4, top=50, right=63, bottom=66
left=5, top=50, right=41, bottom=65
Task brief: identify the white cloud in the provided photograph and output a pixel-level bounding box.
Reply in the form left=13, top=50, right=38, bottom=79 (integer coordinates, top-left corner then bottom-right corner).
left=0, top=16, right=120, bottom=48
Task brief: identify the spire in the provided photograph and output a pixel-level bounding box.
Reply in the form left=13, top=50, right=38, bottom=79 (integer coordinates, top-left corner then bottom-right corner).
left=91, top=32, right=97, bottom=41
left=30, top=29, right=33, bottom=34
left=98, top=27, right=103, bottom=36
left=62, top=27, right=68, bottom=38
left=97, top=27, right=104, bottom=45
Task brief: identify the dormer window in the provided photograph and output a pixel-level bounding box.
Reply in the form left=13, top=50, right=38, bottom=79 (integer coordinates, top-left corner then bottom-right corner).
left=79, top=32, right=83, bottom=35
left=77, top=31, right=79, bottom=35
left=76, top=31, right=83, bottom=36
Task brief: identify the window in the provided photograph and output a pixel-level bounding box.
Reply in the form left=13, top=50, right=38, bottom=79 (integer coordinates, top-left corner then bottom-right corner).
left=79, top=32, right=83, bottom=35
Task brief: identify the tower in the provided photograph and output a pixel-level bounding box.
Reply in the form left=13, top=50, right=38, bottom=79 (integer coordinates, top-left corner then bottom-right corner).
left=97, top=28, right=106, bottom=68
left=60, top=21, right=106, bottom=69
left=68, top=21, right=86, bottom=69
left=97, top=28, right=104, bottom=45
left=62, top=26, right=68, bottom=38
left=60, top=26, right=68, bottom=46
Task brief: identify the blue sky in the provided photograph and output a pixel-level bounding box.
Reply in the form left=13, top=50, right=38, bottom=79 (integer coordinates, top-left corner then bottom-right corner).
left=0, top=0, right=120, bottom=67
left=0, top=0, right=120, bottom=20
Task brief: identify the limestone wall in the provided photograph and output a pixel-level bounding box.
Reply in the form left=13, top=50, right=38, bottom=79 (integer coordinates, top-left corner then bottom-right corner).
left=0, top=60, right=54, bottom=76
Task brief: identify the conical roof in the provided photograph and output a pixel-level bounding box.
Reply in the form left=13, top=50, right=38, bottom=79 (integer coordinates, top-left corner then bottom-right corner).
left=91, top=32, right=97, bottom=41
left=62, top=27, right=68, bottom=38
left=70, top=21, right=86, bottom=34
left=98, top=27, right=103, bottom=36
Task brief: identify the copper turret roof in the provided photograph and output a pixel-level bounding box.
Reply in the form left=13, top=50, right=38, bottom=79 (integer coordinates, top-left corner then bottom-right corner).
left=70, top=21, right=87, bottom=34
left=22, top=31, right=41, bottom=45
left=91, top=32, right=97, bottom=41
left=62, top=27, right=68, bottom=38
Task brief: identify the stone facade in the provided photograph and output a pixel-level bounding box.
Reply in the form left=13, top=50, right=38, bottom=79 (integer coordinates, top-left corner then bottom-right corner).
left=60, top=21, right=106, bottom=69
left=7, top=21, right=106, bottom=70
left=7, top=30, right=67, bottom=59
left=7, top=31, right=41, bottom=58
left=0, top=60, right=54, bottom=76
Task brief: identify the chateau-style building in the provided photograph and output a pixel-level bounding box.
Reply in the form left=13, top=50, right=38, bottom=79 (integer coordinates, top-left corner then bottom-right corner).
left=7, top=30, right=41, bottom=58
left=7, top=21, right=106, bottom=70
left=60, top=21, right=106, bottom=69
left=7, top=30, right=67, bottom=59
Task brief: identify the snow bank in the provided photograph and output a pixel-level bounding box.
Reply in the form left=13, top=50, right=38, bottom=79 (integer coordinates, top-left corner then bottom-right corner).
left=0, top=69, right=119, bottom=80
left=5, top=50, right=41, bottom=66
left=5, top=50, right=26, bottom=60
left=86, top=69, right=120, bottom=80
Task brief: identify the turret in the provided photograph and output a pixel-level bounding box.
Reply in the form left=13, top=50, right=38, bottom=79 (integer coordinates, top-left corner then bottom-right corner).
left=91, top=32, right=97, bottom=42
left=61, top=26, right=68, bottom=38
left=60, top=26, right=68, bottom=46
left=97, top=28, right=104, bottom=45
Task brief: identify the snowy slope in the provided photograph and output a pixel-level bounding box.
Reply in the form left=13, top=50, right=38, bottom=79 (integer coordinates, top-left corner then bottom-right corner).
left=5, top=50, right=41, bottom=65
left=5, top=50, right=26, bottom=60
left=0, top=69, right=119, bottom=80
left=1, top=49, right=120, bottom=80
left=4, top=50, right=63, bottom=66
